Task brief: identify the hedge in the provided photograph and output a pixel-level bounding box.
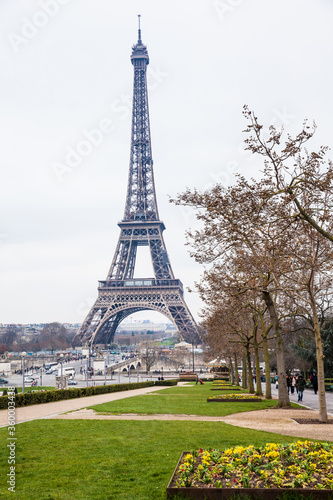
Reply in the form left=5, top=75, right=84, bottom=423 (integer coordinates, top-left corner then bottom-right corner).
left=153, top=379, right=178, bottom=386
left=0, top=380, right=179, bottom=410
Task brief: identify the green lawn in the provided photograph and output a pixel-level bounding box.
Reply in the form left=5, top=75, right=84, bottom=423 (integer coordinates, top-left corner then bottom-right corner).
left=0, top=381, right=317, bottom=499
left=0, top=420, right=300, bottom=500
left=89, top=381, right=281, bottom=416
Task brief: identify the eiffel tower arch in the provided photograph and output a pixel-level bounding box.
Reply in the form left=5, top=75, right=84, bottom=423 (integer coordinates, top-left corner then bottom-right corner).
left=74, top=21, right=200, bottom=348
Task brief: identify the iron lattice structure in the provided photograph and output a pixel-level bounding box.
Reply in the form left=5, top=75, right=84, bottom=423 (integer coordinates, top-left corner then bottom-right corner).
left=74, top=26, right=200, bottom=347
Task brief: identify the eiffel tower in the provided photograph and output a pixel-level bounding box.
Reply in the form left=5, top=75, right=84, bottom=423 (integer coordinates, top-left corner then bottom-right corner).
left=74, top=20, right=200, bottom=347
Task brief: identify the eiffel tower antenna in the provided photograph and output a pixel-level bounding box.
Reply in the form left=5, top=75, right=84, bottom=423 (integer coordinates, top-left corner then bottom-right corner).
left=138, top=14, right=142, bottom=42
left=74, top=22, right=200, bottom=348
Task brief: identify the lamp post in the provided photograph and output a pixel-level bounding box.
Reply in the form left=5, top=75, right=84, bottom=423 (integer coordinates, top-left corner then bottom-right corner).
left=60, top=353, right=64, bottom=390
left=104, top=359, right=107, bottom=386
left=192, top=343, right=195, bottom=373
left=22, top=352, right=26, bottom=394
left=161, top=366, right=163, bottom=380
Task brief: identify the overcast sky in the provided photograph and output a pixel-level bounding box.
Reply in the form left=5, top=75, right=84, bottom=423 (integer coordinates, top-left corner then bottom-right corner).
left=1, top=0, right=333, bottom=325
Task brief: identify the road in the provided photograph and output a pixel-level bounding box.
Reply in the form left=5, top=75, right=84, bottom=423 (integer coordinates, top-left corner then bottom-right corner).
left=2, top=356, right=176, bottom=390
left=261, top=382, right=333, bottom=416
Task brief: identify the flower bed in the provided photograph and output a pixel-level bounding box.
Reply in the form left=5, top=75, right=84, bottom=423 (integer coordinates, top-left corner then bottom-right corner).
left=210, top=387, right=241, bottom=391
left=167, top=441, right=333, bottom=499
left=207, top=394, right=261, bottom=402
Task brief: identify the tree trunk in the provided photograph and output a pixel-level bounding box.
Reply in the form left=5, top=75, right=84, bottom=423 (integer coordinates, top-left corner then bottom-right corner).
left=262, top=333, right=272, bottom=399
left=262, top=290, right=290, bottom=407
left=234, top=352, right=240, bottom=386
left=229, top=357, right=235, bottom=385
left=253, top=325, right=263, bottom=396
left=308, top=280, right=328, bottom=422
left=242, top=355, right=247, bottom=389
left=246, top=345, right=255, bottom=393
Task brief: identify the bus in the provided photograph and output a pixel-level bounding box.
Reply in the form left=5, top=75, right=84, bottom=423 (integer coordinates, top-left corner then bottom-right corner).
left=45, top=362, right=58, bottom=371
left=61, top=366, right=76, bottom=379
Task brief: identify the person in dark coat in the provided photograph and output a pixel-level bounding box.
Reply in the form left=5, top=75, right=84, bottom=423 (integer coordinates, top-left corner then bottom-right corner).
left=311, top=372, right=318, bottom=395
left=296, top=375, right=306, bottom=401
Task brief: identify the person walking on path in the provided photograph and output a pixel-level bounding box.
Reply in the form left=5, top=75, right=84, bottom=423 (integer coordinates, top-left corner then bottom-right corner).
left=297, top=375, right=306, bottom=401
left=291, top=375, right=296, bottom=395
left=310, top=372, right=318, bottom=395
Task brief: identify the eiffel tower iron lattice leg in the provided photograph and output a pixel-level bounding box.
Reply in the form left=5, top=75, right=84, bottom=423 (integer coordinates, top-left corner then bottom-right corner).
left=74, top=21, right=200, bottom=348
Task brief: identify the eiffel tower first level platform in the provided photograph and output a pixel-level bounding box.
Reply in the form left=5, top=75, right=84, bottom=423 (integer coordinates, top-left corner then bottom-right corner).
left=73, top=19, right=200, bottom=347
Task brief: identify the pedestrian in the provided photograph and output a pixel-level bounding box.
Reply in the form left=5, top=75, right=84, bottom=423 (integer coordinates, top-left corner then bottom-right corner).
left=291, top=376, right=296, bottom=394
left=311, top=372, right=318, bottom=395
left=286, top=375, right=292, bottom=394
left=275, top=375, right=278, bottom=389
left=296, top=375, right=306, bottom=402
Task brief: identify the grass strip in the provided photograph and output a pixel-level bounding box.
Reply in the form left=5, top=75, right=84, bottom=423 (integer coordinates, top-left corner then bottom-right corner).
left=89, top=381, right=279, bottom=416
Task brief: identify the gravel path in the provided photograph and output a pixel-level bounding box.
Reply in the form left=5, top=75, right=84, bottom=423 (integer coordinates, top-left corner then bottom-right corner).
left=49, top=406, right=333, bottom=441
left=222, top=408, right=333, bottom=441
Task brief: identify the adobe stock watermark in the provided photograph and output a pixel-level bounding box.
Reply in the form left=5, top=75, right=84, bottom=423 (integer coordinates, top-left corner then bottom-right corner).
left=7, top=0, right=73, bottom=53
left=52, top=65, right=169, bottom=183
left=179, top=160, right=242, bottom=224
left=237, top=106, right=296, bottom=162
left=212, top=0, right=244, bottom=22
left=76, top=297, right=96, bottom=318
left=178, top=106, right=296, bottom=224
left=52, top=119, right=114, bottom=182
left=7, top=387, right=16, bottom=493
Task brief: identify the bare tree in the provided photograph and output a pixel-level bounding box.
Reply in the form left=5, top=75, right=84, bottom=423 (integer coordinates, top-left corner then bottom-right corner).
left=140, top=341, right=157, bottom=374
left=1, top=325, right=19, bottom=350
left=243, top=105, right=333, bottom=243
left=172, top=178, right=291, bottom=406
left=39, top=323, right=71, bottom=353
left=281, top=221, right=332, bottom=421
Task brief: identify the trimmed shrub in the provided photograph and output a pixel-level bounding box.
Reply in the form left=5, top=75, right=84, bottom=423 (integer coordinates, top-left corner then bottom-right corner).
left=154, top=379, right=178, bottom=386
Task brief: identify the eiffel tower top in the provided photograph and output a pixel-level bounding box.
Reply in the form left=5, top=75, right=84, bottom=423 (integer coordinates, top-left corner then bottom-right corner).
left=123, top=17, right=159, bottom=223
left=131, top=15, right=149, bottom=64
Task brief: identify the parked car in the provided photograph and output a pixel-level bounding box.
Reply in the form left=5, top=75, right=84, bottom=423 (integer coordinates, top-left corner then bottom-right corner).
left=45, top=370, right=54, bottom=375
left=68, top=380, right=78, bottom=385
left=24, top=377, right=35, bottom=383
left=0, top=377, right=8, bottom=385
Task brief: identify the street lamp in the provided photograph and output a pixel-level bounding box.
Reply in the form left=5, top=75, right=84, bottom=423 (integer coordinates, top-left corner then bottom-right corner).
left=192, top=343, right=195, bottom=373
left=21, top=352, right=26, bottom=394
left=104, top=359, right=107, bottom=386
left=60, top=353, right=64, bottom=390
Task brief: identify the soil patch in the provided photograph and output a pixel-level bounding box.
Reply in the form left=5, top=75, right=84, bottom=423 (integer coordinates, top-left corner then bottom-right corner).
left=293, top=418, right=333, bottom=425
